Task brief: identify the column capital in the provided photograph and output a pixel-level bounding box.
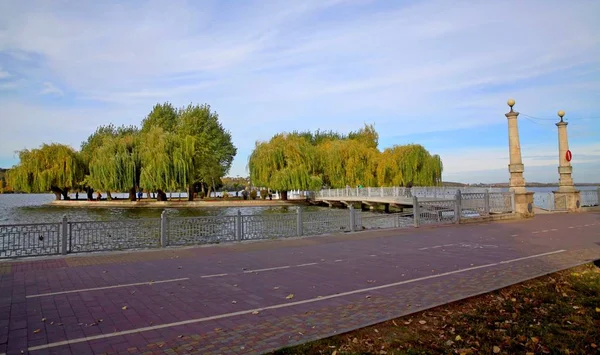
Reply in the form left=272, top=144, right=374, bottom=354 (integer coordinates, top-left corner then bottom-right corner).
left=505, top=111, right=519, bottom=119
left=556, top=121, right=568, bottom=127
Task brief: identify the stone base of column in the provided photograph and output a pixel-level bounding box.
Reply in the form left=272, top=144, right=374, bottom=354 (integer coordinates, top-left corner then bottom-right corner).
left=552, top=190, right=581, bottom=212
left=514, top=191, right=535, bottom=218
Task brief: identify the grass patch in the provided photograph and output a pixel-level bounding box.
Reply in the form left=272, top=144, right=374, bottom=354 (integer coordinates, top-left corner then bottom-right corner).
left=273, top=263, right=600, bottom=354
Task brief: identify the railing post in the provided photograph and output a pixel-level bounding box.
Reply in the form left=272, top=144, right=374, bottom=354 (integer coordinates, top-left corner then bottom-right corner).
left=455, top=190, right=462, bottom=224
left=296, top=207, right=303, bottom=237
left=413, top=196, right=420, bottom=228
left=61, top=215, right=68, bottom=255
left=160, top=210, right=168, bottom=247
left=236, top=209, right=242, bottom=241
left=484, top=189, right=490, bottom=215
left=349, top=205, right=355, bottom=232
left=367, top=187, right=371, bottom=197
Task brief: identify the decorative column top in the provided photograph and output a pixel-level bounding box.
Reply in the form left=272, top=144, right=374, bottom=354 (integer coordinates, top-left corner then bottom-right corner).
left=556, top=110, right=568, bottom=127
left=505, top=98, right=519, bottom=118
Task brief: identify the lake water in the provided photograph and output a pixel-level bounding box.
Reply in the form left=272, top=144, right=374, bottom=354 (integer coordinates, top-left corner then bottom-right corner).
left=0, top=194, right=320, bottom=225
left=0, top=186, right=597, bottom=225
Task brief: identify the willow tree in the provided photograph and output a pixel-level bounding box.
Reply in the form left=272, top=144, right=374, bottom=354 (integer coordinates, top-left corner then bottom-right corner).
left=317, top=138, right=379, bottom=188
left=138, top=127, right=196, bottom=201
left=248, top=134, right=322, bottom=200
left=376, top=144, right=443, bottom=186
left=8, top=143, right=85, bottom=200
left=80, top=124, right=138, bottom=200
left=87, top=133, right=141, bottom=201
left=177, top=104, right=236, bottom=200
left=140, top=103, right=236, bottom=200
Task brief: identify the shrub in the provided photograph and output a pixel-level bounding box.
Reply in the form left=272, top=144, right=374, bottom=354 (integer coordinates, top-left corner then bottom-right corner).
left=260, top=189, right=268, bottom=200
left=249, top=190, right=258, bottom=200
left=222, top=191, right=230, bottom=199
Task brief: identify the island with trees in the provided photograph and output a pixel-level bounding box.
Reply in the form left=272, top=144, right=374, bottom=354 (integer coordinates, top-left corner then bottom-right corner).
left=4, top=102, right=445, bottom=206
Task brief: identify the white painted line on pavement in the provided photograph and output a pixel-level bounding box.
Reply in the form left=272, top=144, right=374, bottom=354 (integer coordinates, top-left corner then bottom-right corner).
left=201, top=273, right=228, bottom=278
left=334, top=259, right=343, bottom=262
left=499, top=250, right=566, bottom=264
left=419, top=244, right=455, bottom=251
left=243, top=266, right=291, bottom=273
left=511, top=234, right=518, bottom=237
left=26, top=278, right=190, bottom=299
left=27, top=249, right=567, bottom=352
left=296, top=263, right=318, bottom=267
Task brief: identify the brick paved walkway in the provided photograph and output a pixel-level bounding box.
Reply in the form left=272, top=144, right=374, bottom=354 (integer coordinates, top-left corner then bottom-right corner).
left=1, top=212, right=599, bottom=355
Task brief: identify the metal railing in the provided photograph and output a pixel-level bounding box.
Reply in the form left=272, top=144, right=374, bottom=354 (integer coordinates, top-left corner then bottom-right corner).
left=314, top=186, right=504, bottom=200
left=0, top=192, right=516, bottom=259
left=534, top=189, right=599, bottom=210
left=581, top=189, right=599, bottom=207
left=0, top=223, right=61, bottom=258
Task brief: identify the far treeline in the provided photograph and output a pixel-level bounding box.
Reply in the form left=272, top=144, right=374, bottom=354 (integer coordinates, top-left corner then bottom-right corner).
left=4, top=102, right=444, bottom=201
left=6, top=103, right=236, bottom=201
left=248, top=125, right=443, bottom=200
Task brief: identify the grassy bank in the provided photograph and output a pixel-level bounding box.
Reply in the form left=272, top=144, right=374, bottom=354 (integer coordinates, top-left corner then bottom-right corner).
left=274, top=263, right=600, bottom=354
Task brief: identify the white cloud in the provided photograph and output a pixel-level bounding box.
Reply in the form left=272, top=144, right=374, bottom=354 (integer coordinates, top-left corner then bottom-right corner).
left=40, top=81, right=63, bottom=96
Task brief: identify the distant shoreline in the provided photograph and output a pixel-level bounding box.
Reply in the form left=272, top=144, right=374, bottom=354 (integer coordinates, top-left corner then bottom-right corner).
left=48, top=199, right=309, bottom=208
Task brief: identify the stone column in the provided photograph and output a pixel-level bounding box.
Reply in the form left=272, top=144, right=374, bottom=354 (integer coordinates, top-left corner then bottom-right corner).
left=553, top=110, right=581, bottom=211
left=505, top=99, right=534, bottom=217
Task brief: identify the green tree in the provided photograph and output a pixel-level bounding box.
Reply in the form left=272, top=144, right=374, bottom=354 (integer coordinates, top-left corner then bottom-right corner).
left=317, top=138, right=379, bottom=188
left=80, top=124, right=138, bottom=200
left=140, top=102, right=178, bottom=133
left=248, top=134, right=322, bottom=200
left=138, top=127, right=196, bottom=201
left=141, top=103, right=236, bottom=200
left=8, top=143, right=85, bottom=200
left=87, top=133, right=141, bottom=201
left=377, top=144, right=443, bottom=186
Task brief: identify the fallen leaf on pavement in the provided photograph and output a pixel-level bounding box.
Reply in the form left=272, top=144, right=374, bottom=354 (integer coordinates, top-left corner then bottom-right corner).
left=252, top=311, right=259, bottom=315
left=231, top=301, right=237, bottom=304
left=455, top=335, right=462, bottom=341
left=273, top=286, right=279, bottom=290
left=33, top=329, right=41, bottom=334
left=41, top=318, right=46, bottom=322
left=121, top=306, right=128, bottom=310
left=286, top=294, right=294, bottom=300
left=493, top=346, right=501, bottom=353
left=418, top=320, right=426, bottom=325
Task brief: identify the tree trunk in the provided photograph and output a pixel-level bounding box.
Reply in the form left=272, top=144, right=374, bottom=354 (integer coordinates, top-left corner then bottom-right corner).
left=86, top=187, right=94, bottom=201
left=187, top=185, right=194, bottom=201
left=207, top=186, right=212, bottom=199
left=50, top=186, right=63, bottom=200
left=106, top=191, right=113, bottom=200
left=129, top=187, right=137, bottom=201
left=281, top=190, right=288, bottom=201
left=61, top=189, right=69, bottom=200
left=156, top=189, right=168, bottom=201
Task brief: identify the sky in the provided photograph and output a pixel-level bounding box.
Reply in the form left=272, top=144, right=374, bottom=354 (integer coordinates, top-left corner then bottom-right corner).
left=0, top=0, right=599, bottom=184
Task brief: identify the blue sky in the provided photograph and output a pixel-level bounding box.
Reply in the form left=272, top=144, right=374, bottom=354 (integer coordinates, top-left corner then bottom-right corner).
left=1, top=0, right=599, bottom=183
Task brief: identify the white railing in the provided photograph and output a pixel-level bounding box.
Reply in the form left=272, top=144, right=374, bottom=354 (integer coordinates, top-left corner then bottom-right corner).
left=315, top=186, right=504, bottom=200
